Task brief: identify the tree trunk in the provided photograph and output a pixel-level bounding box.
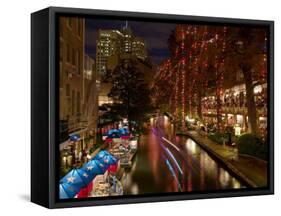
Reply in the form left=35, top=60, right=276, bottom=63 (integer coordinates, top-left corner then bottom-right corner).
left=242, top=65, right=259, bottom=136
left=189, top=96, right=192, bottom=118
left=216, top=91, right=222, bottom=133
left=127, top=91, right=131, bottom=131
left=197, top=91, right=202, bottom=120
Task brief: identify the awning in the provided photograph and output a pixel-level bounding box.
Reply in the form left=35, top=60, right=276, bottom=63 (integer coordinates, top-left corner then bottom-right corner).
left=69, top=134, right=81, bottom=141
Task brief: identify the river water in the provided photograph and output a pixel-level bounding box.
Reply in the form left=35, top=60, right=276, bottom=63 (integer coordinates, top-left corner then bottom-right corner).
left=122, top=116, right=244, bottom=195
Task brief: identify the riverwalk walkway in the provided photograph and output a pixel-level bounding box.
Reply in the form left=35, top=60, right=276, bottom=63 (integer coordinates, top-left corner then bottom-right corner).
left=179, top=130, right=267, bottom=188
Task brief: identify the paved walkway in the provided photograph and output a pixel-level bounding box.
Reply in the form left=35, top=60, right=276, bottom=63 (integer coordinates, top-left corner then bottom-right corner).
left=182, top=130, right=267, bottom=188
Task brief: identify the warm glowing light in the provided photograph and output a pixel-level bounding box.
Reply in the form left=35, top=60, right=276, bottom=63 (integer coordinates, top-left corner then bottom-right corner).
left=185, top=115, right=195, bottom=123
left=185, top=139, right=197, bottom=154
left=254, top=85, right=262, bottom=94
left=129, top=140, right=138, bottom=150
left=236, top=115, right=243, bottom=124
left=234, top=124, right=241, bottom=136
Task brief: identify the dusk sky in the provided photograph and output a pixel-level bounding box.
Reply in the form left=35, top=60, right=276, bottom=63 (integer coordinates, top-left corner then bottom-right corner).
left=85, top=18, right=177, bottom=65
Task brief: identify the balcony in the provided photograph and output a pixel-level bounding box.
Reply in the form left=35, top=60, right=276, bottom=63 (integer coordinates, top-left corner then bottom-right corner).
left=202, top=105, right=267, bottom=116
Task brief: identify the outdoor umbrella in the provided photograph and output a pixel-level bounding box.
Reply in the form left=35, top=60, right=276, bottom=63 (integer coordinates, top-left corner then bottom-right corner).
left=95, top=150, right=110, bottom=158
left=107, top=129, right=120, bottom=135
left=82, top=159, right=108, bottom=176
left=118, top=128, right=125, bottom=134
left=95, top=150, right=117, bottom=165
left=120, top=132, right=130, bottom=139
left=119, top=128, right=129, bottom=135
left=105, top=137, right=113, bottom=143
left=98, top=154, right=117, bottom=165
left=59, top=182, right=80, bottom=199
left=107, top=133, right=120, bottom=139
left=69, top=134, right=80, bottom=141
left=105, top=132, right=118, bottom=143
left=61, top=168, right=91, bottom=188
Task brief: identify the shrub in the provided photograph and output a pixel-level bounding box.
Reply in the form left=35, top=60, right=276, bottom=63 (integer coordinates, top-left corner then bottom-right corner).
left=237, top=133, right=267, bottom=160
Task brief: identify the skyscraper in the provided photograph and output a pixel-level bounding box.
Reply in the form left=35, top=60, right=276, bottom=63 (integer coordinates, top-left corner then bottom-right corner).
left=132, top=37, right=147, bottom=60
left=95, top=26, right=149, bottom=109
left=96, top=29, right=124, bottom=76
left=96, top=27, right=148, bottom=77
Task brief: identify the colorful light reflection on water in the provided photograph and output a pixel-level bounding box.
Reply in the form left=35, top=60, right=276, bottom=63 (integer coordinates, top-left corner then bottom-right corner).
left=122, top=116, right=244, bottom=195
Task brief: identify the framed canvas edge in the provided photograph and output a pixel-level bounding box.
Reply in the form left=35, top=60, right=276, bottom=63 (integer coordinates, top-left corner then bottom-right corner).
left=45, top=6, right=274, bottom=209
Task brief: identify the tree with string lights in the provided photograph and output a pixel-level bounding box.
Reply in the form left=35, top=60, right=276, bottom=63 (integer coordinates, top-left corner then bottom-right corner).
left=152, top=24, right=267, bottom=135
left=223, top=27, right=267, bottom=136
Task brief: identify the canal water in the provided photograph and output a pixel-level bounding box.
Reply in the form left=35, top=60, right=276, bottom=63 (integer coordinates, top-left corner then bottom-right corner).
left=122, top=116, right=244, bottom=195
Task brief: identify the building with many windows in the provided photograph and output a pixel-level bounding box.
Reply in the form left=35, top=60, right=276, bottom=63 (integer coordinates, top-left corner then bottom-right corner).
left=59, top=17, right=85, bottom=143
left=96, top=29, right=124, bottom=76
left=96, top=27, right=148, bottom=77
left=95, top=27, right=149, bottom=108
left=83, top=55, right=99, bottom=147
left=132, top=37, right=147, bottom=60
left=59, top=18, right=99, bottom=169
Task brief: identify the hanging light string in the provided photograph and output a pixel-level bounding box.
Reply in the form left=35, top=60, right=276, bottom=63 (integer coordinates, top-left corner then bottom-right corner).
left=180, top=26, right=186, bottom=130
left=175, top=65, right=180, bottom=120
left=214, top=31, right=221, bottom=132
left=261, top=34, right=267, bottom=82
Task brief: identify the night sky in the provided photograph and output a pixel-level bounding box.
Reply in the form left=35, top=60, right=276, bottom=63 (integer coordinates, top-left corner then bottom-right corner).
left=85, top=18, right=177, bottom=65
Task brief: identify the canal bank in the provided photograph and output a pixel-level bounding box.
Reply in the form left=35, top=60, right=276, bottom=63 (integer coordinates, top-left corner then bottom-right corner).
left=177, top=130, right=267, bottom=188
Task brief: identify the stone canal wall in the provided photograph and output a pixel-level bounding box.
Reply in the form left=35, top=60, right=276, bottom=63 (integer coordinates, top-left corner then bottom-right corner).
left=176, top=130, right=267, bottom=188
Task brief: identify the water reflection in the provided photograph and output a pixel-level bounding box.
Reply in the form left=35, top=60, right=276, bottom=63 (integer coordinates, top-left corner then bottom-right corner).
left=185, top=139, right=197, bottom=154
left=122, top=116, right=244, bottom=195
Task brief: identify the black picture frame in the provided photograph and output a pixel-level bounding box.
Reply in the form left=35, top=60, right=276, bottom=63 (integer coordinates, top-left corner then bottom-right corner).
left=31, top=6, right=274, bottom=208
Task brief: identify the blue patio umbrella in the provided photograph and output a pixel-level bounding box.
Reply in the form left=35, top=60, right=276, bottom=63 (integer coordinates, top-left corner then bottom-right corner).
left=82, top=159, right=108, bottom=176
left=59, top=182, right=80, bottom=199
left=107, top=129, right=119, bottom=135
left=95, top=150, right=110, bottom=158
left=61, top=168, right=91, bottom=188
left=107, top=133, right=120, bottom=139
left=118, top=128, right=124, bottom=133
left=118, top=128, right=127, bottom=134
left=69, top=134, right=80, bottom=141
left=98, top=154, right=117, bottom=165
left=95, top=150, right=118, bottom=166
left=119, top=128, right=126, bottom=134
